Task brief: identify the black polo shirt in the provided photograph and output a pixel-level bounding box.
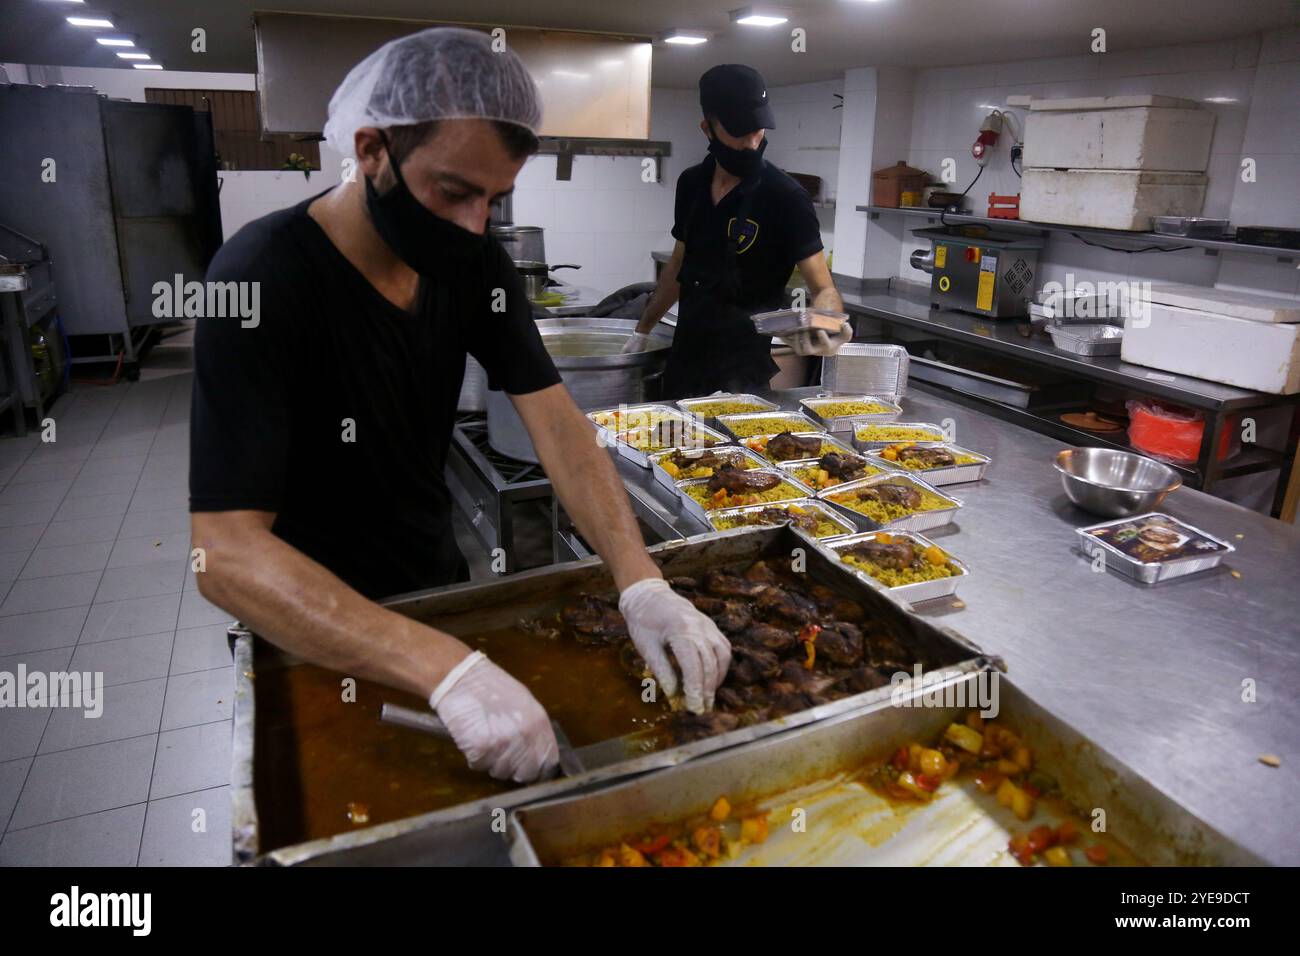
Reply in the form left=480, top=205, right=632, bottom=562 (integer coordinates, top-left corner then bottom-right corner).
left=671, top=155, right=824, bottom=312
left=190, top=194, right=561, bottom=599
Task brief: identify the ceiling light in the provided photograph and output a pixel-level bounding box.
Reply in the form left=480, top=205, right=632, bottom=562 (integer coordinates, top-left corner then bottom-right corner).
left=96, top=38, right=135, bottom=47
left=133, top=63, right=163, bottom=70
left=67, top=16, right=115, bottom=28
left=551, top=69, right=590, bottom=80
left=731, top=7, right=788, bottom=27
left=663, top=30, right=709, bottom=46
left=116, top=52, right=150, bottom=60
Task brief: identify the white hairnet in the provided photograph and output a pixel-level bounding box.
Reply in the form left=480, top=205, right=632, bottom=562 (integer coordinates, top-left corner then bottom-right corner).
left=323, top=27, right=542, bottom=159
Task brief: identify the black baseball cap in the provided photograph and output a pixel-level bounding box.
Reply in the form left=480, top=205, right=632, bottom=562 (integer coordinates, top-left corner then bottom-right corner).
left=699, top=64, right=776, bottom=136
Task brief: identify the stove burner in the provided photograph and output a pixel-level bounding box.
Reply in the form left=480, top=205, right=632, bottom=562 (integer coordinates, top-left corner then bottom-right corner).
left=454, top=413, right=546, bottom=485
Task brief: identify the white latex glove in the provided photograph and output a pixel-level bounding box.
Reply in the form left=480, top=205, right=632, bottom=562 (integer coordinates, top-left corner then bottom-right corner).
left=620, top=331, right=651, bottom=354
left=619, top=578, right=731, bottom=714
left=780, top=322, right=854, bottom=357
left=428, top=651, right=558, bottom=783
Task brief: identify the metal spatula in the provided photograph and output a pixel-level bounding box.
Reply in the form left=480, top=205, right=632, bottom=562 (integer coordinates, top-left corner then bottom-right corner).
left=380, top=702, right=585, bottom=777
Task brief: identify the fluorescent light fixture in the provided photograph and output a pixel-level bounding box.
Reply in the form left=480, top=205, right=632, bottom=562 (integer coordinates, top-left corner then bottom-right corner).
left=67, top=16, right=114, bottom=28
left=731, top=7, right=788, bottom=27
left=1204, top=96, right=1237, bottom=104
left=663, top=30, right=709, bottom=45
left=96, top=38, right=135, bottom=47
left=44, top=1, right=86, bottom=4
left=132, top=63, right=163, bottom=70
left=116, top=52, right=150, bottom=60
left=550, top=69, right=590, bottom=79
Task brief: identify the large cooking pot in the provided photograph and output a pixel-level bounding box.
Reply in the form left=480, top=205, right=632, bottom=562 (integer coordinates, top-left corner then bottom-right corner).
left=486, top=318, right=673, bottom=462
left=514, top=259, right=580, bottom=301
left=491, top=225, right=545, bottom=263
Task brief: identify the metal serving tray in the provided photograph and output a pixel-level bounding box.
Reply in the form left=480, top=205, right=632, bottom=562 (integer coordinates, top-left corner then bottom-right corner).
left=862, top=441, right=991, bottom=486
left=818, top=530, right=969, bottom=606
left=750, top=307, right=850, bottom=336
left=817, top=471, right=963, bottom=533
left=716, top=409, right=824, bottom=443
left=704, top=499, right=857, bottom=540
left=800, top=393, right=903, bottom=432
left=851, top=420, right=947, bottom=451
left=741, top=430, right=856, bottom=464
left=507, top=668, right=1263, bottom=867
left=820, top=343, right=909, bottom=403
left=1045, top=322, right=1124, bottom=357
left=611, top=420, right=730, bottom=467
left=1075, top=512, right=1235, bottom=585
left=586, top=402, right=687, bottom=433
left=675, top=393, right=780, bottom=424
left=774, top=456, right=900, bottom=493
left=231, top=526, right=989, bottom=866
left=646, top=444, right=769, bottom=492
left=674, top=469, right=814, bottom=524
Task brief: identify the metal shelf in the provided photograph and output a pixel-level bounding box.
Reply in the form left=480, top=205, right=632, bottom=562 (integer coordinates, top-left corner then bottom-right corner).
left=859, top=205, right=1299, bottom=260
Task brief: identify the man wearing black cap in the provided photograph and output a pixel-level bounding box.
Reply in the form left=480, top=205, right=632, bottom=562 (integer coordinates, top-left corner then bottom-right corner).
left=624, top=64, right=849, bottom=397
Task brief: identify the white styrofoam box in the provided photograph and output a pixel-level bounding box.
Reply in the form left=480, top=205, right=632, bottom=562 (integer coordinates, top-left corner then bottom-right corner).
left=1027, top=94, right=1200, bottom=111
left=1122, top=302, right=1300, bottom=394
left=1020, top=168, right=1207, bottom=231
left=1144, top=283, right=1300, bottom=323
left=1023, top=107, right=1215, bottom=171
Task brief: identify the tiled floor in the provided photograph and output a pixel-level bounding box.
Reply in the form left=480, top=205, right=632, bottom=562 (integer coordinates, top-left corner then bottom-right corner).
left=0, top=332, right=233, bottom=866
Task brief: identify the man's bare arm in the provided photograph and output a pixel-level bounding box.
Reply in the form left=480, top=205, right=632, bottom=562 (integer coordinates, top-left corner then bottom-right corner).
left=191, top=510, right=472, bottom=699
left=633, top=240, right=686, bottom=335
left=797, top=250, right=843, bottom=314
left=511, top=384, right=661, bottom=591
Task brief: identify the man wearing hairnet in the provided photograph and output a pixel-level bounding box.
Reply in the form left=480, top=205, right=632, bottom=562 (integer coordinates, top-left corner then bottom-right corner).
left=190, top=29, right=729, bottom=783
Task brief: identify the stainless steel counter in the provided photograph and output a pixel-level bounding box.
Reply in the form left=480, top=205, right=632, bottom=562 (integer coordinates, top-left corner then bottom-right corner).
left=612, top=384, right=1300, bottom=864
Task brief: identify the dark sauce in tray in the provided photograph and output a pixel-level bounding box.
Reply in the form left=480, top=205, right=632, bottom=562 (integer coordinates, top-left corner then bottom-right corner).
left=253, top=627, right=668, bottom=851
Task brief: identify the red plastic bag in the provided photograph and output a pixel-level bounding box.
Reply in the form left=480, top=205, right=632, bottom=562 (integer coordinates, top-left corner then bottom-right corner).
left=1126, top=399, right=1236, bottom=465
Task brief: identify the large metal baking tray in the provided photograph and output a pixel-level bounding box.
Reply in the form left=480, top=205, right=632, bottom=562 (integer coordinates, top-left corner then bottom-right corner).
left=817, top=530, right=969, bottom=606
left=675, top=393, right=779, bottom=424
left=817, top=471, right=963, bottom=533
left=907, top=354, right=1091, bottom=409
left=820, top=342, right=909, bottom=403
left=704, top=499, right=858, bottom=540
left=1075, top=512, right=1235, bottom=585
left=507, top=668, right=1263, bottom=866
left=741, top=430, right=857, bottom=464
left=852, top=421, right=947, bottom=450
left=674, top=469, right=815, bottom=524
left=231, top=525, right=990, bottom=865
left=862, top=441, right=991, bottom=486
left=800, top=393, right=903, bottom=432
left=716, top=409, right=824, bottom=443
left=645, top=444, right=769, bottom=492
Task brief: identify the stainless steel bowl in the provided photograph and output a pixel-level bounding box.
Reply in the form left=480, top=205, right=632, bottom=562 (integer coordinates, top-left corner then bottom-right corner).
left=1053, top=448, right=1182, bottom=517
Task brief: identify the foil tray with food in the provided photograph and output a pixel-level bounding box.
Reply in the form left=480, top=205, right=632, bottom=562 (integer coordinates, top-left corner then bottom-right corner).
left=231, top=525, right=988, bottom=866
left=818, top=472, right=963, bottom=533
left=853, top=420, right=948, bottom=450
left=865, top=441, right=991, bottom=486
left=586, top=402, right=688, bottom=434
left=800, top=394, right=903, bottom=432
left=1075, top=512, right=1234, bottom=585
left=646, top=444, right=769, bottom=491
left=676, top=393, right=780, bottom=423
left=818, top=530, right=968, bottom=606
left=775, top=448, right=899, bottom=493
left=742, top=430, right=856, bottom=464
left=674, top=468, right=814, bottom=523
left=706, top=499, right=857, bottom=541
left=508, top=669, right=1263, bottom=867
left=716, top=410, right=824, bottom=441
left=611, top=419, right=729, bottom=466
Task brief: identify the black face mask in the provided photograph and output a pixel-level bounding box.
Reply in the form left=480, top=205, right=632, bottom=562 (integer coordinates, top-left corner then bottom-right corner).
left=707, top=125, right=767, bottom=179
left=364, top=133, right=488, bottom=277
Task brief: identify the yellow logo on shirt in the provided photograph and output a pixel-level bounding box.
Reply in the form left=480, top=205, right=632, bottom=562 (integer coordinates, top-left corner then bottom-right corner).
left=727, top=217, right=760, bottom=254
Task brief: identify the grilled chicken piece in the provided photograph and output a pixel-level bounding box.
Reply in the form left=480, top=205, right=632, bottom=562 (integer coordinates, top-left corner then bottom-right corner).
left=743, top=560, right=782, bottom=586
left=703, top=568, right=771, bottom=600
left=687, top=594, right=753, bottom=634
left=671, top=711, right=741, bottom=744
left=806, top=584, right=868, bottom=624
left=618, top=640, right=648, bottom=679
left=728, top=645, right=781, bottom=686
left=819, top=451, right=868, bottom=481
left=667, top=575, right=699, bottom=594
left=838, top=666, right=889, bottom=695
left=768, top=689, right=829, bottom=718
left=856, top=482, right=922, bottom=509
left=560, top=594, right=628, bottom=643
left=770, top=660, right=840, bottom=695
left=732, top=622, right=799, bottom=656
left=666, top=449, right=727, bottom=471
left=864, top=628, right=912, bottom=672
left=813, top=621, right=865, bottom=666
left=756, top=586, right=820, bottom=625
left=766, top=431, right=823, bottom=461
left=706, top=464, right=781, bottom=495
left=897, top=446, right=956, bottom=468
left=716, top=684, right=769, bottom=712
left=842, top=538, right=916, bottom=570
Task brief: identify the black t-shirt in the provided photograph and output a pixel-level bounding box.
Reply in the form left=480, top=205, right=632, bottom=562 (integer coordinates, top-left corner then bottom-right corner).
left=671, top=155, right=824, bottom=313
left=189, top=195, right=561, bottom=599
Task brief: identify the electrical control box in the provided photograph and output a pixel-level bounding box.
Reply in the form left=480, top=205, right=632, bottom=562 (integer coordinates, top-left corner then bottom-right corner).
left=909, top=227, right=1043, bottom=319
